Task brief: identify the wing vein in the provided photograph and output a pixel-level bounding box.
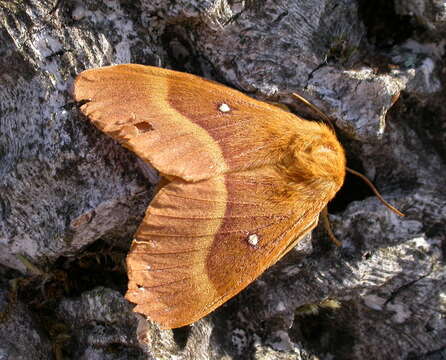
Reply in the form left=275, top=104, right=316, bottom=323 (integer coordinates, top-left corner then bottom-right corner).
left=160, top=192, right=261, bottom=205
left=131, top=263, right=202, bottom=272
left=130, top=248, right=209, bottom=255
left=143, top=276, right=193, bottom=290
left=150, top=213, right=287, bottom=220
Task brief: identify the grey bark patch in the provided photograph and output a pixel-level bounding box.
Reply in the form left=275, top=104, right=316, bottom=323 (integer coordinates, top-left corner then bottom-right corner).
left=57, top=287, right=146, bottom=359
left=0, top=286, right=52, bottom=359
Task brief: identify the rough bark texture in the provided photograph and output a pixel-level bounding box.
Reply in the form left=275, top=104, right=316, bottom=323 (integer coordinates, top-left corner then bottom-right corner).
left=0, top=281, right=52, bottom=359
left=0, top=0, right=445, bottom=359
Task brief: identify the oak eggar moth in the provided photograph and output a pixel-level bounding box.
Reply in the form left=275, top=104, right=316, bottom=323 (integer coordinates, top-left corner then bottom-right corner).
left=73, top=64, right=346, bottom=329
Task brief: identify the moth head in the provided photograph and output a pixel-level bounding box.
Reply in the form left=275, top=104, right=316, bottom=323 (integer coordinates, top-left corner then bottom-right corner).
left=285, top=123, right=346, bottom=195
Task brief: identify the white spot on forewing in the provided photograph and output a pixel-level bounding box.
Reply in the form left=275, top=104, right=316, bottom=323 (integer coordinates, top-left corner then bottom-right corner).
left=218, top=103, right=231, bottom=112
left=146, top=265, right=151, bottom=270
left=248, top=234, right=259, bottom=247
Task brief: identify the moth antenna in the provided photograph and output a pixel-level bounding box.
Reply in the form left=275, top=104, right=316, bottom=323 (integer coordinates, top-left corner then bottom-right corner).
left=291, top=92, right=336, bottom=132
left=346, top=168, right=405, bottom=217
left=321, top=207, right=342, bottom=246
left=291, top=92, right=405, bottom=218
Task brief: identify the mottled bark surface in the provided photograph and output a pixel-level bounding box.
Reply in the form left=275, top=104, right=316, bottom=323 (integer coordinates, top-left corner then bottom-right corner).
left=0, top=0, right=445, bottom=359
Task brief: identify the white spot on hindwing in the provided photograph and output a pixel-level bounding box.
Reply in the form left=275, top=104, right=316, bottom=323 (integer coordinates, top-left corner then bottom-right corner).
left=247, top=233, right=259, bottom=247
left=218, top=103, right=231, bottom=112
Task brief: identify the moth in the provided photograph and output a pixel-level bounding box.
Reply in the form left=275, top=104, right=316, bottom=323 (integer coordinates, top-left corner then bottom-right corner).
left=73, top=64, right=347, bottom=329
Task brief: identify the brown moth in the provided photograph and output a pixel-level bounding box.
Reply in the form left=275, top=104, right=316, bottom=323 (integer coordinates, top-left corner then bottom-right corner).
left=73, top=64, right=346, bottom=329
